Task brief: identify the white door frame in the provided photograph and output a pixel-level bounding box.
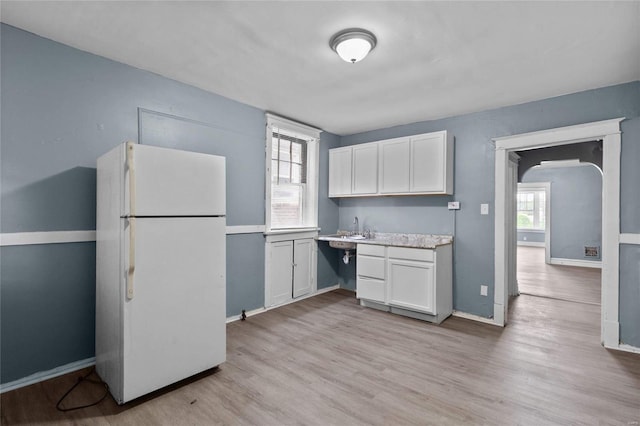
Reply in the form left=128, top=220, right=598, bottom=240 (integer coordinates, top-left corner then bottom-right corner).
left=493, top=118, right=623, bottom=349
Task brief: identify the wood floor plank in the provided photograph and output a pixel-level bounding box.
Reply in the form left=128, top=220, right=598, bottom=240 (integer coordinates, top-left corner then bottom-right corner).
left=2, top=289, right=639, bottom=425
left=517, top=246, right=601, bottom=305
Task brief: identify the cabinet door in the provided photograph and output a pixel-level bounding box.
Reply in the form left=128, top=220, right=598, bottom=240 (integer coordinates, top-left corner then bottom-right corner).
left=293, top=238, right=314, bottom=298
left=380, top=138, right=410, bottom=193
left=388, top=259, right=435, bottom=314
left=329, top=147, right=352, bottom=197
left=269, top=240, right=293, bottom=306
left=410, top=133, right=446, bottom=193
left=352, top=144, right=378, bottom=194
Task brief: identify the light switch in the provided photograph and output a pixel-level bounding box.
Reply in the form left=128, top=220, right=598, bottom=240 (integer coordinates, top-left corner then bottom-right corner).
left=481, top=204, right=489, bottom=215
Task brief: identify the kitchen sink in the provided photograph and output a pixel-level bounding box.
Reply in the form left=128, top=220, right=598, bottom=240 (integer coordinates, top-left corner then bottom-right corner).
left=329, top=239, right=357, bottom=250
left=319, top=234, right=366, bottom=250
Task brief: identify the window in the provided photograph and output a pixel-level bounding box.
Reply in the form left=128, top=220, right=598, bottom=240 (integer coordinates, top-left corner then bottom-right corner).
left=266, top=114, right=320, bottom=231
left=517, top=185, right=546, bottom=231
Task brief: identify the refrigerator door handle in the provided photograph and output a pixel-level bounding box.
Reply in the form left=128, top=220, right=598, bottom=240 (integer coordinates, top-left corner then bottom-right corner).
left=126, top=141, right=136, bottom=216
left=127, top=217, right=136, bottom=300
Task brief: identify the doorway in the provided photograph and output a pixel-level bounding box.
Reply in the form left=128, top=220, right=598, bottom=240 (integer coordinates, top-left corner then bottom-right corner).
left=493, top=118, right=623, bottom=349
left=515, top=145, right=603, bottom=305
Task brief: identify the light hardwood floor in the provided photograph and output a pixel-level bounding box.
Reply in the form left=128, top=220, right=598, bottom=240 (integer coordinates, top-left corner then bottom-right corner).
left=2, top=289, right=639, bottom=425
left=517, top=246, right=601, bottom=305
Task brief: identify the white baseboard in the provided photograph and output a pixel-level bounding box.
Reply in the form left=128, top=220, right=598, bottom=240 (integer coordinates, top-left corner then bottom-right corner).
left=226, top=284, right=340, bottom=323
left=550, top=257, right=602, bottom=269
left=517, top=241, right=545, bottom=247
left=0, top=357, right=95, bottom=394
left=452, top=310, right=502, bottom=327
left=617, top=344, right=640, bottom=354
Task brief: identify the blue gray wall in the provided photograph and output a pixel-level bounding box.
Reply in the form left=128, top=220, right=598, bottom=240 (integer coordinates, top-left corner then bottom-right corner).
left=619, top=117, right=640, bottom=347
left=1, top=22, right=639, bottom=384
left=521, top=165, right=602, bottom=261
left=0, top=24, right=339, bottom=384
left=338, top=81, right=640, bottom=324
left=517, top=230, right=545, bottom=244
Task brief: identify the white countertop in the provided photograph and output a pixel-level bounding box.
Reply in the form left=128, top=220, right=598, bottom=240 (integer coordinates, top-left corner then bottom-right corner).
left=317, top=231, right=453, bottom=249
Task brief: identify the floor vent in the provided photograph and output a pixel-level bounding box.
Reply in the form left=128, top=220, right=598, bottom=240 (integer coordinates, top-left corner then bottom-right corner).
left=584, top=246, right=600, bottom=257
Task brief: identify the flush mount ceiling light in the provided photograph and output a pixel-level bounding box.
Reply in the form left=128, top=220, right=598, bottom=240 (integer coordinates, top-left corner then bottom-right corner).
left=329, top=28, right=377, bottom=64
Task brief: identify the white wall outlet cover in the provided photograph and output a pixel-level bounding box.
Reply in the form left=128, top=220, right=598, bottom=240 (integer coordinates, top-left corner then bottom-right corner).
left=480, top=204, right=489, bottom=215
left=480, top=285, right=488, bottom=296
left=448, top=201, right=460, bottom=210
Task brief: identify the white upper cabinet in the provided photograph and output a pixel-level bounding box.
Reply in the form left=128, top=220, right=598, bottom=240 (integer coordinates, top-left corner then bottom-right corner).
left=328, top=147, right=352, bottom=197
left=379, top=138, right=410, bottom=194
left=329, top=130, right=453, bottom=197
left=352, top=144, right=378, bottom=194
left=410, top=132, right=453, bottom=194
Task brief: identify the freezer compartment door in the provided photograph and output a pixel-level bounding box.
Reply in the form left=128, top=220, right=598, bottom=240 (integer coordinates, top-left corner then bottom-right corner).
left=121, top=217, right=226, bottom=403
left=124, top=143, right=225, bottom=217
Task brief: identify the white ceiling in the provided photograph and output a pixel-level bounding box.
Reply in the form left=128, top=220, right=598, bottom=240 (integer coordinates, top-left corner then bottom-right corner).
left=2, top=1, right=639, bottom=135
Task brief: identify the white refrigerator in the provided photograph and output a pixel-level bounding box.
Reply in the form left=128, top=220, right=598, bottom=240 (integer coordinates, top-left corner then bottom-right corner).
left=96, top=142, right=226, bottom=404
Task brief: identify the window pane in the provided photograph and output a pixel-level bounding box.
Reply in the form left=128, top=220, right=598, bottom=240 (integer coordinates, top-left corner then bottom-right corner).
left=291, top=142, right=303, bottom=163
left=278, top=161, right=290, bottom=183
left=517, top=188, right=545, bottom=230
left=279, top=139, right=291, bottom=162
left=271, top=160, right=279, bottom=184
left=271, top=185, right=303, bottom=228
left=272, top=137, right=279, bottom=160
left=291, top=163, right=301, bottom=184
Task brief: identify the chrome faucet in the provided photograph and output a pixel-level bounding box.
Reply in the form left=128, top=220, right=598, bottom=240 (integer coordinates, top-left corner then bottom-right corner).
left=364, top=227, right=372, bottom=239
left=352, top=216, right=359, bottom=236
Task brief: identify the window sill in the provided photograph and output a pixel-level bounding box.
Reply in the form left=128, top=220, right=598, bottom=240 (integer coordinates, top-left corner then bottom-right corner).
left=264, top=227, right=320, bottom=236
left=264, top=227, right=320, bottom=243
left=517, top=229, right=545, bottom=233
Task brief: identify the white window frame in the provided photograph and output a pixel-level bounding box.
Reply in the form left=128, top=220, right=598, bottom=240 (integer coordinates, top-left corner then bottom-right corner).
left=517, top=182, right=551, bottom=264
left=516, top=183, right=548, bottom=232
left=265, top=113, right=321, bottom=233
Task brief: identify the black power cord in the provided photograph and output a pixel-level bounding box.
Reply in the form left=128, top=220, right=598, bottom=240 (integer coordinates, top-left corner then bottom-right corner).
left=56, top=367, right=110, bottom=412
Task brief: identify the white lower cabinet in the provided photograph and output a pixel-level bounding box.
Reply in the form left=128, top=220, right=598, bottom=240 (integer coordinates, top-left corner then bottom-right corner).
left=388, top=259, right=435, bottom=314
left=356, top=243, right=452, bottom=324
left=293, top=239, right=314, bottom=298
left=266, top=236, right=316, bottom=307
left=269, top=241, right=295, bottom=306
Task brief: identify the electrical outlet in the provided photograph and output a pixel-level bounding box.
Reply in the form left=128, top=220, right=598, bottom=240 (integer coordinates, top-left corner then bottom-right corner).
left=448, top=201, right=460, bottom=210
left=480, top=285, right=488, bottom=296
left=480, top=204, right=489, bottom=215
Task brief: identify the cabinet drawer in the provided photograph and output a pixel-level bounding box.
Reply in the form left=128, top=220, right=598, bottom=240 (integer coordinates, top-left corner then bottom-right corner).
left=388, top=246, right=434, bottom=262
left=357, top=254, right=385, bottom=279
left=357, top=244, right=385, bottom=257
left=357, top=277, right=385, bottom=303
